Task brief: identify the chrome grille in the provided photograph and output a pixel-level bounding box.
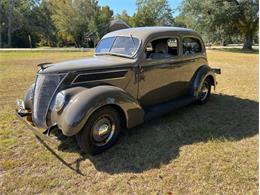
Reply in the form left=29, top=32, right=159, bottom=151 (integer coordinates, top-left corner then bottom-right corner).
left=32, top=73, right=65, bottom=128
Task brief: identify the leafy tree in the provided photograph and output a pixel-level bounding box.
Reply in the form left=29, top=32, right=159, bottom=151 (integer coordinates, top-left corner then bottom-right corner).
left=174, top=15, right=192, bottom=28
left=50, top=0, right=89, bottom=47
left=87, top=5, right=113, bottom=46
left=2, top=0, right=256, bottom=49
left=133, top=0, right=174, bottom=26
left=116, top=10, right=135, bottom=27
left=232, top=0, right=259, bottom=50
left=11, top=0, right=57, bottom=48
left=0, top=1, right=5, bottom=47
left=0, top=0, right=52, bottom=48
left=32, top=0, right=58, bottom=47
left=181, top=0, right=259, bottom=50
left=49, top=0, right=112, bottom=47
left=0, top=0, right=26, bottom=47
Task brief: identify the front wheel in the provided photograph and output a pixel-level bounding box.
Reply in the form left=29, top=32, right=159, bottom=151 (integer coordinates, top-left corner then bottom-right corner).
left=197, top=78, right=211, bottom=105
left=76, top=106, right=121, bottom=155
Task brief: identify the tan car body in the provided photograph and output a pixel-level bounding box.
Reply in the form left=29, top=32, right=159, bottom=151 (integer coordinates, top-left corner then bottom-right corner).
left=17, top=27, right=220, bottom=138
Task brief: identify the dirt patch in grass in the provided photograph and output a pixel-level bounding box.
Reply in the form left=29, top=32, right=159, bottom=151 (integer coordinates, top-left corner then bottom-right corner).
left=0, top=50, right=258, bottom=194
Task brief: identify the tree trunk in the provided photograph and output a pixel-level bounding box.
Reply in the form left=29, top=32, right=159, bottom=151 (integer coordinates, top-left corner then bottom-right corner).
left=243, top=33, right=253, bottom=50
left=0, top=26, right=2, bottom=48
left=7, top=0, right=13, bottom=48
left=0, top=3, right=2, bottom=48
left=7, top=25, right=11, bottom=48
left=221, top=40, right=227, bottom=46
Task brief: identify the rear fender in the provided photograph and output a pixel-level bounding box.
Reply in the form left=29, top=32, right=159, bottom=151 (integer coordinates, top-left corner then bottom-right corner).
left=190, top=65, right=216, bottom=98
left=56, top=86, right=144, bottom=136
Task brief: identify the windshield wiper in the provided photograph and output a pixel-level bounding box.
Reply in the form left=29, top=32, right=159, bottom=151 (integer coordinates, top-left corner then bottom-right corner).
left=130, top=34, right=136, bottom=48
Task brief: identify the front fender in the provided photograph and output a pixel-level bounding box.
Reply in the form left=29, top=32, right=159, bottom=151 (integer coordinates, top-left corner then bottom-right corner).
left=190, top=65, right=217, bottom=98
left=23, top=84, right=34, bottom=110
left=56, top=86, right=144, bottom=136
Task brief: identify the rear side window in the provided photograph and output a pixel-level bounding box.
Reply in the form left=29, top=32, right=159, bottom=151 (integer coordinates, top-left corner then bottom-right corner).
left=145, top=38, right=179, bottom=59
left=182, top=37, right=202, bottom=55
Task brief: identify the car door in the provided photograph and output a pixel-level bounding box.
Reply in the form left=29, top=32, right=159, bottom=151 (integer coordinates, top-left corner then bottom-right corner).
left=182, top=36, right=208, bottom=86
left=138, top=36, right=190, bottom=107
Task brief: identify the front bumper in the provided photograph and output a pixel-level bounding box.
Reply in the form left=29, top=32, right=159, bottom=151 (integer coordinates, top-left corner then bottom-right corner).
left=16, top=99, right=31, bottom=117
left=16, top=99, right=58, bottom=145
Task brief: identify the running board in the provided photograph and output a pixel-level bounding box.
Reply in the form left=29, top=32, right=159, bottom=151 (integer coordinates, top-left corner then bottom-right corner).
left=144, top=95, right=196, bottom=121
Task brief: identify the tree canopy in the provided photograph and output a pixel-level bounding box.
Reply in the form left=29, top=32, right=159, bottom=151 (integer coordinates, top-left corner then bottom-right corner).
left=0, top=0, right=113, bottom=48
left=134, top=0, right=174, bottom=26
left=116, top=0, right=174, bottom=27
left=0, top=0, right=258, bottom=49
left=180, top=0, right=259, bottom=49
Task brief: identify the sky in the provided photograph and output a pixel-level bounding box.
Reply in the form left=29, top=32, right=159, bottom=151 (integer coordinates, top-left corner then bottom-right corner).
left=98, top=0, right=182, bottom=16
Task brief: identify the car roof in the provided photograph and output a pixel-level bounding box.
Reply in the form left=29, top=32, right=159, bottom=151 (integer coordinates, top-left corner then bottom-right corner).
left=102, top=26, right=199, bottom=41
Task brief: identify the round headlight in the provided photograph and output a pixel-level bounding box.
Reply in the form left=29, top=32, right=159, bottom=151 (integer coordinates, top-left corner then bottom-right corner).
left=54, top=91, right=65, bottom=112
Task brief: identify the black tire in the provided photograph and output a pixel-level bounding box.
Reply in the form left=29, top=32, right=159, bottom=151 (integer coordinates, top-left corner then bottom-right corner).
left=197, top=77, right=211, bottom=105
left=76, top=106, right=121, bottom=155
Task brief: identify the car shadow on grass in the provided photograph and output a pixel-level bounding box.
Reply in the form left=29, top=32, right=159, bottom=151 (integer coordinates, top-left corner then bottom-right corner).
left=39, top=93, right=258, bottom=175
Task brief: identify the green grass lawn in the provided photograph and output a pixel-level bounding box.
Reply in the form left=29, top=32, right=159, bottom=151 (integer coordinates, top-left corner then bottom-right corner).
left=0, top=50, right=258, bottom=194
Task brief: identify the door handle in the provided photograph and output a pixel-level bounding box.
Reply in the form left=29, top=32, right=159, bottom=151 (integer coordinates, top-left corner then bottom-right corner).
left=139, top=70, right=145, bottom=81
left=135, top=66, right=145, bottom=82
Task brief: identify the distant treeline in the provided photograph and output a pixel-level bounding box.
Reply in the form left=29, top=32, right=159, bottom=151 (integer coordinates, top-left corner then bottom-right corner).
left=0, top=0, right=258, bottom=50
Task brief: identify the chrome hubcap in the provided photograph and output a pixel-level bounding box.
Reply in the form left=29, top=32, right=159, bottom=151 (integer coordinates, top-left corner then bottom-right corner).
left=92, top=116, right=115, bottom=146
left=98, top=124, right=110, bottom=136
left=200, top=82, right=209, bottom=101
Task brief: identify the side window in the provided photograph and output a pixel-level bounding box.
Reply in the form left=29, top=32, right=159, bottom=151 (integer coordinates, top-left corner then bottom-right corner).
left=182, top=37, right=202, bottom=55
left=145, top=38, right=179, bottom=59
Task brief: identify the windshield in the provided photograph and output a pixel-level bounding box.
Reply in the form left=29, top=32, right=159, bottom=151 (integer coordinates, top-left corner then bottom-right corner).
left=95, top=36, right=140, bottom=57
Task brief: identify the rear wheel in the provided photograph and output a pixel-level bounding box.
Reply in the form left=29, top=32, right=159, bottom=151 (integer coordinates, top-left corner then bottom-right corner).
left=76, top=106, right=121, bottom=155
left=197, top=77, right=211, bottom=105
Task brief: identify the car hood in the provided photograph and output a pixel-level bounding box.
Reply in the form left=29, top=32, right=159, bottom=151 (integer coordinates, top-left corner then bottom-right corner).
left=39, top=55, right=136, bottom=74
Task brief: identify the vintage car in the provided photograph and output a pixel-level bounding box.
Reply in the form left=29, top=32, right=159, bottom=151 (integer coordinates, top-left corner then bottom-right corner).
left=16, top=27, right=221, bottom=154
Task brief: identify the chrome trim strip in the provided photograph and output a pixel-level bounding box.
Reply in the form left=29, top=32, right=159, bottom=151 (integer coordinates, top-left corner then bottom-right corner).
left=72, top=76, right=126, bottom=85
left=71, top=70, right=128, bottom=84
